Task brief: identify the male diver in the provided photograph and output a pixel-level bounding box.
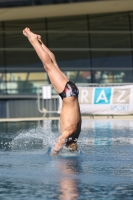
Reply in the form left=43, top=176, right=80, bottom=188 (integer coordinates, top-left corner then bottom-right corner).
left=23, top=27, right=81, bottom=155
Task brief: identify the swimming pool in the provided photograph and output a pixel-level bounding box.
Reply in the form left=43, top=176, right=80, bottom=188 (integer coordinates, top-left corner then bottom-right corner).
left=0, top=119, right=133, bottom=200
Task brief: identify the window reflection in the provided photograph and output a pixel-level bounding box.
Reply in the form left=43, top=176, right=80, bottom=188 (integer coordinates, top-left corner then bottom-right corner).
left=94, top=70, right=132, bottom=84
left=0, top=73, right=6, bottom=94
left=2, top=70, right=132, bottom=95
left=62, top=70, right=91, bottom=83
left=58, top=158, right=80, bottom=200
left=6, top=72, right=48, bottom=94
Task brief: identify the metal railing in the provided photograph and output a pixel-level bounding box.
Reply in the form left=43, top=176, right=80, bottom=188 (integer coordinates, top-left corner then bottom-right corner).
left=37, top=85, right=59, bottom=117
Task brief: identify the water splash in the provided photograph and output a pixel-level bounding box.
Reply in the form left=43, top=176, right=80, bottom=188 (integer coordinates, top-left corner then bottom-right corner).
left=10, top=125, right=59, bottom=152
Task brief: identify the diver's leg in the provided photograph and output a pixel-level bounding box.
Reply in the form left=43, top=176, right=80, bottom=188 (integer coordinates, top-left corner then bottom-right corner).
left=38, top=35, right=68, bottom=81
left=23, top=27, right=68, bottom=93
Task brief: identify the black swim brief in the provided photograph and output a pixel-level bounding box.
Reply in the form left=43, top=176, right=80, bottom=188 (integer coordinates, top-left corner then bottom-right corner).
left=59, top=81, right=79, bottom=100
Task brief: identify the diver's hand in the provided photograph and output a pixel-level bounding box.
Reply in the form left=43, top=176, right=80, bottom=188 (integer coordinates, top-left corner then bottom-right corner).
left=50, top=149, right=59, bottom=156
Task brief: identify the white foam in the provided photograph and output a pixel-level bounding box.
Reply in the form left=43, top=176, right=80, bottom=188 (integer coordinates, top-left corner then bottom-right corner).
left=10, top=126, right=58, bottom=152
left=58, top=146, right=80, bottom=157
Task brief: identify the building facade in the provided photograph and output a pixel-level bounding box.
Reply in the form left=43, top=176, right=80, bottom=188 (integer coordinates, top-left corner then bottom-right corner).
left=0, top=0, right=133, bottom=117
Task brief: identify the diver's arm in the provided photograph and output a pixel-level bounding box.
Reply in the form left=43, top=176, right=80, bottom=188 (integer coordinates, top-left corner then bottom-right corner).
left=50, top=126, right=76, bottom=156
left=50, top=128, right=74, bottom=156
left=50, top=136, right=66, bottom=156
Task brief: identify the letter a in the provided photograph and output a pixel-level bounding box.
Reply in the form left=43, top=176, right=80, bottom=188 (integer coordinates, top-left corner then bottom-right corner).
left=96, top=90, right=108, bottom=103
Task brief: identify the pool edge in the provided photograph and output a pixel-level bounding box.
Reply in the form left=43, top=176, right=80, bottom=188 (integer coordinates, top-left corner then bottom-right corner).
left=0, top=115, right=133, bottom=122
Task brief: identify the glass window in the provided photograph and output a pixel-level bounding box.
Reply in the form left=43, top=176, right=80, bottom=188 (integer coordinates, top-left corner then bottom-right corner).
left=47, top=16, right=91, bottom=68
left=47, top=15, right=89, bottom=48
left=0, top=73, right=6, bottom=94
left=0, top=51, right=4, bottom=68
left=0, top=22, right=3, bottom=43
left=5, top=50, right=43, bottom=70
left=0, top=22, right=6, bottom=94
left=62, top=70, right=91, bottom=83
left=129, top=12, right=133, bottom=80
left=3, top=19, right=48, bottom=72
left=6, top=72, right=49, bottom=94
left=93, top=70, right=133, bottom=84
left=4, top=19, right=47, bottom=48
left=54, top=50, right=90, bottom=69
left=89, top=13, right=132, bottom=69
left=0, top=13, right=133, bottom=96
left=0, top=22, right=4, bottom=68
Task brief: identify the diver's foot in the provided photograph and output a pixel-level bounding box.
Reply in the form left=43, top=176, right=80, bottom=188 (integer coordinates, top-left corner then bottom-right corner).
left=23, top=27, right=38, bottom=42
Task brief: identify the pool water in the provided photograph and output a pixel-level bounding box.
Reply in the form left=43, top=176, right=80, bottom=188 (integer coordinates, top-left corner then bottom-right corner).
left=0, top=119, right=133, bottom=200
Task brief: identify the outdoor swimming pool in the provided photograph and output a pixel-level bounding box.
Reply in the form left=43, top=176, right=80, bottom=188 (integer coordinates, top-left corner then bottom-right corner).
left=0, top=119, right=133, bottom=200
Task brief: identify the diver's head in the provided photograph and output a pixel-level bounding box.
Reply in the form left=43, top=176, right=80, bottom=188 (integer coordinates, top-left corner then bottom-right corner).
left=66, top=142, right=78, bottom=151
